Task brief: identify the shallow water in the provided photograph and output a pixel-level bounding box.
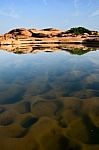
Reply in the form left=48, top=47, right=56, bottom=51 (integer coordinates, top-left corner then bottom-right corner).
left=0, top=49, right=99, bottom=104
left=0, top=48, right=99, bottom=150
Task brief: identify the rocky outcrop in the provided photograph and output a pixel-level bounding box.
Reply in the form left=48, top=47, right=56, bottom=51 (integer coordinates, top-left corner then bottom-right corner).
left=32, top=32, right=49, bottom=38
left=4, top=28, right=62, bottom=38
left=42, top=28, right=60, bottom=31
left=19, top=30, right=32, bottom=37
left=4, top=28, right=32, bottom=38
left=83, top=37, right=99, bottom=43
left=0, top=27, right=99, bottom=45
left=41, top=28, right=62, bottom=37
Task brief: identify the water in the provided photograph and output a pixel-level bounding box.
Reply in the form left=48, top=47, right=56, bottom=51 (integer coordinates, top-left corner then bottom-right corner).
left=0, top=48, right=99, bottom=150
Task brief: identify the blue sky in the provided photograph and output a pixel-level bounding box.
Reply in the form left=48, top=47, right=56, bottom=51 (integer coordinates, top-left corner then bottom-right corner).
left=0, top=0, right=99, bottom=33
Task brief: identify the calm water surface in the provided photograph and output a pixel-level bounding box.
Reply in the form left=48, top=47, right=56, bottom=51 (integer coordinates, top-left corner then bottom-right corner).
left=0, top=48, right=99, bottom=150
left=0, top=49, right=99, bottom=104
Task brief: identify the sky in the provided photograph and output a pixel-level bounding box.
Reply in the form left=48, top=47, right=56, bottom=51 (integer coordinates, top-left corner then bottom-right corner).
left=0, top=0, right=99, bottom=33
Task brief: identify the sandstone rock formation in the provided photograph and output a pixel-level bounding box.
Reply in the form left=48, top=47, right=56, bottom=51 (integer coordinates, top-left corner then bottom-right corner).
left=0, top=27, right=99, bottom=45
left=4, top=28, right=62, bottom=38
left=4, top=28, right=32, bottom=38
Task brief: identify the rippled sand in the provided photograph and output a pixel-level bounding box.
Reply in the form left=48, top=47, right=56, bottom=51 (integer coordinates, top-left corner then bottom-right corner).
left=0, top=97, right=99, bottom=150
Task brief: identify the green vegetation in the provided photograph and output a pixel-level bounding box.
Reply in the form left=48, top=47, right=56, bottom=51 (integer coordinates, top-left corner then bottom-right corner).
left=15, top=35, right=19, bottom=40
left=93, top=31, right=99, bottom=36
left=66, top=27, right=92, bottom=35
left=66, top=48, right=94, bottom=55
left=15, top=47, right=23, bottom=54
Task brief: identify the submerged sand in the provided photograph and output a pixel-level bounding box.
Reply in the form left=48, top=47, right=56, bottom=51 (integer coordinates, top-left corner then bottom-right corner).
left=0, top=97, right=99, bottom=150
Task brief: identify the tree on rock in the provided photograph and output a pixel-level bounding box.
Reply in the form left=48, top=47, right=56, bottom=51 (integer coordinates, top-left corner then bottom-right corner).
left=66, top=27, right=91, bottom=35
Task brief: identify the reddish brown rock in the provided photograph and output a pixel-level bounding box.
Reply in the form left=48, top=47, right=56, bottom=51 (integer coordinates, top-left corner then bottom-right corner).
left=19, top=30, right=32, bottom=37
left=5, top=28, right=32, bottom=37
left=0, top=27, right=99, bottom=46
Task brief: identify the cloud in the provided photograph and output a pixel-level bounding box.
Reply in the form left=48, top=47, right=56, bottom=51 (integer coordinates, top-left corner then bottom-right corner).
left=73, top=0, right=79, bottom=16
left=74, top=0, right=79, bottom=9
left=88, top=0, right=92, bottom=7
left=42, top=0, right=47, bottom=5
left=0, top=2, right=19, bottom=19
left=0, top=9, right=19, bottom=18
left=91, top=9, right=99, bottom=17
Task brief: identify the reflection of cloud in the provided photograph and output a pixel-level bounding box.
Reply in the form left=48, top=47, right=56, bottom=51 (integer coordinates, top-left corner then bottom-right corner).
left=91, top=9, right=99, bottom=17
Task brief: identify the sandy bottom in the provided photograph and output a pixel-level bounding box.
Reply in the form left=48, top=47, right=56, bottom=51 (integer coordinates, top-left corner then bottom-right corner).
left=0, top=97, right=99, bottom=150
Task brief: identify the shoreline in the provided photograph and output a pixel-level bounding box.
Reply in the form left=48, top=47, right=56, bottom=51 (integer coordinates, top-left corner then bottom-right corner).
left=0, top=37, right=99, bottom=45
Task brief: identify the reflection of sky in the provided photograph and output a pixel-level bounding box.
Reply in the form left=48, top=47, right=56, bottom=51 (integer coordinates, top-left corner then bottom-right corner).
left=0, top=50, right=99, bottom=104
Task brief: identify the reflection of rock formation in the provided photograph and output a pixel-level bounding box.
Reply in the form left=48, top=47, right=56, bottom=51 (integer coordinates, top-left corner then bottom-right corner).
left=0, top=44, right=98, bottom=55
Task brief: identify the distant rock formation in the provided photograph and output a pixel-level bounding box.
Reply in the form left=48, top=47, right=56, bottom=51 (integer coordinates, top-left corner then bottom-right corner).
left=0, top=27, right=99, bottom=45
left=4, top=28, right=62, bottom=39
left=4, top=28, right=32, bottom=38
left=83, top=37, right=99, bottom=43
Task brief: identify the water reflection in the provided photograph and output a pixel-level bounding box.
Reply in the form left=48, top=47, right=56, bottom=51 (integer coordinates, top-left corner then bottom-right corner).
left=0, top=43, right=99, bottom=54
left=0, top=47, right=99, bottom=150
left=0, top=48, right=98, bottom=104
